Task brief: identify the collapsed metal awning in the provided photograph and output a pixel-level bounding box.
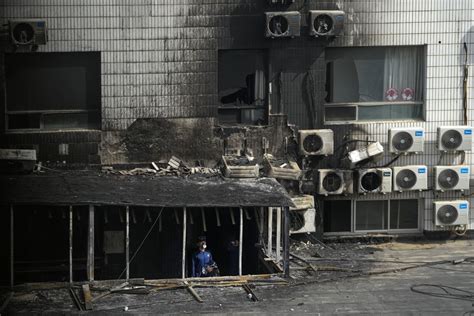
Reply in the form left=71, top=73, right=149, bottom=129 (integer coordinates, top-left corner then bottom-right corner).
left=0, top=172, right=294, bottom=208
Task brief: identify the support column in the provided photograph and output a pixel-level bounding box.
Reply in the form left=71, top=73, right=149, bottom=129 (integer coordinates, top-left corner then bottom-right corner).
left=283, top=206, right=290, bottom=278
left=239, top=207, right=243, bottom=276
left=125, top=206, right=130, bottom=281
left=87, top=205, right=94, bottom=282
left=182, top=207, right=187, bottom=279
left=267, top=208, right=273, bottom=257
left=69, top=206, right=73, bottom=284
left=276, top=207, right=281, bottom=262
left=10, top=205, right=14, bottom=289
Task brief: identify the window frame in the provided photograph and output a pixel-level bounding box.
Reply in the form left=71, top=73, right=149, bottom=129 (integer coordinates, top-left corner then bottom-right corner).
left=324, top=45, right=427, bottom=125
left=323, top=198, right=422, bottom=236
left=4, top=52, right=102, bottom=133
left=217, top=49, right=269, bottom=126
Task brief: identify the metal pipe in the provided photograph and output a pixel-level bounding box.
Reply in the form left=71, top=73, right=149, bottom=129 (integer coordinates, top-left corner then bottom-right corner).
left=267, top=208, right=273, bottom=257
left=87, top=205, right=94, bottom=281
left=182, top=207, right=187, bottom=279
left=10, top=205, right=14, bottom=288
left=201, top=208, right=207, bottom=232
left=239, top=207, right=243, bottom=276
left=276, top=207, right=281, bottom=262
left=215, top=208, right=221, bottom=227
left=69, top=205, right=73, bottom=284
left=125, top=206, right=130, bottom=281
left=283, top=206, right=290, bottom=278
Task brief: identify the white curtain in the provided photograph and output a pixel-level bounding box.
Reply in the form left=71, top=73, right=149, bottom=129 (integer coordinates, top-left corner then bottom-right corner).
left=383, top=46, right=424, bottom=102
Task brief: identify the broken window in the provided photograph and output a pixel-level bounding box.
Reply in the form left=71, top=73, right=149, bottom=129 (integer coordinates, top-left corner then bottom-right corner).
left=325, top=46, right=425, bottom=123
left=5, top=52, right=101, bottom=131
left=218, top=50, right=267, bottom=125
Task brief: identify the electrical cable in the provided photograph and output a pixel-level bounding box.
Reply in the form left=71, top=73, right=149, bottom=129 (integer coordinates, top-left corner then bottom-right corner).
left=116, top=207, right=164, bottom=280
left=454, top=224, right=468, bottom=236
left=463, top=42, right=469, bottom=125
left=410, top=284, right=474, bottom=302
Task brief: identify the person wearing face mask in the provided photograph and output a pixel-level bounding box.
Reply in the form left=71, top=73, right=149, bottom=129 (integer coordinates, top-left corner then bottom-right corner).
left=191, top=236, right=219, bottom=277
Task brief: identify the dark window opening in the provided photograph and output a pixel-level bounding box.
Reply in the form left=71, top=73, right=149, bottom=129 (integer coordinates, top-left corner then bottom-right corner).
left=389, top=199, right=418, bottom=230
left=323, top=199, right=419, bottom=234
left=218, top=50, right=268, bottom=125
left=323, top=200, right=351, bottom=232
left=356, top=200, right=388, bottom=231
left=5, top=52, right=101, bottom=131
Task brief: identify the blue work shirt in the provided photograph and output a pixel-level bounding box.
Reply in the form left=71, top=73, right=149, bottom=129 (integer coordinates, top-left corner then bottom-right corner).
left=192, top=250, right=215, bottom=277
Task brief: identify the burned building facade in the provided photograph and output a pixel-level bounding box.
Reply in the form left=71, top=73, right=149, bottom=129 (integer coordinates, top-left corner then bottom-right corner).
left=0, top=0, right=473, bottom=286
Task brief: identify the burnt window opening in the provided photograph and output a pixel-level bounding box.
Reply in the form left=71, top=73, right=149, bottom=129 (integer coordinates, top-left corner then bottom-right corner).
left=5, top=52, right=101, bottom=131
left=218, top=50, right=268, bottom=125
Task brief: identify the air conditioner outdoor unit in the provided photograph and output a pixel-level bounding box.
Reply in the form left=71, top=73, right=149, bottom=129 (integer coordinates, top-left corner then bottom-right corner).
left=316, top=169, right=353, bottom=196
left=299, top=129, right=334, bottom=156
left=309, top=10, right=345, bottom=37
left=9, top=19, right=47, bottom=45
left=290, top=209, right=316, bottom=235
left=392, top=165, right=428, bottom=192
left=437, top=126, right=473, bottom=152
left=265, top=11, right=301, bottom=38
left=389, top=127, right=424, bottom=154
left=357, top=168, right=392, bottom=194
left=434, top=200, right=469, bottom=227
left=434, top=165, right=470, bottom=192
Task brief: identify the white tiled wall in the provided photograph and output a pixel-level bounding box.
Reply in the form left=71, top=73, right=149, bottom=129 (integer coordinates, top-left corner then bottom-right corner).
left=324, top=0, right=474, bottom=231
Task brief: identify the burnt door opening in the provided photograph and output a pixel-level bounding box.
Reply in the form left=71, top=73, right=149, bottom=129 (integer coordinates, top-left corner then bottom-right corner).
left=185, top=207, right=262, bottom=277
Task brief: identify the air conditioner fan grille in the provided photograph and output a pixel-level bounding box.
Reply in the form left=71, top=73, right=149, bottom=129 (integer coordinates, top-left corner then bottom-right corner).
left=322, top=172, right=342, bottom=192
left=392, top=131, right=414, bottom=151
left=12, top=22, right=35, bottom=44
left=360, top=171, right=382, bottom=192
left=437, top=205, right=459, bottom=225
left=269, top=15, right=289, bottom=36
left=303, top=134, right=323, bottom=153
left=441, top=130, right=463, bottom=150
left=313, top=14, right=333, bottom=34
left=438, top=169, right=459, bottom=189
left=396, top=169, right=417, bottom=189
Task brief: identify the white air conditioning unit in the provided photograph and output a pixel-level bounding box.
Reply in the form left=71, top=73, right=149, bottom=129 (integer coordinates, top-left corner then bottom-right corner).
left=9, top=19, right=47, bottom=45
left=434, top=200, right=469, bottom=227
left=348, top=142, right=384, bottom=163
left=265, top=11, right=301, bottom=38
left=316, top=169, right=353, bottom=196
left=392, top=165, right=428, bottom=192
left=357, top=168, right=392, bottom=194
left=299, top=129, right=334, bottom=156
left=309, top=10, right=345, bottom=37
left=434, top=166, right=470, bottom=192
left=389, top=127, right=424, bottom=154
left=437, top=126, right=473, bottom=152
left=290, top=208, right=316, bottom=235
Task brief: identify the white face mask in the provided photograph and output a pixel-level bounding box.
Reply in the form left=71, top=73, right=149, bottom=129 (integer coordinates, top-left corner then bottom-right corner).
left=202, top=244, right=207, bottom=249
